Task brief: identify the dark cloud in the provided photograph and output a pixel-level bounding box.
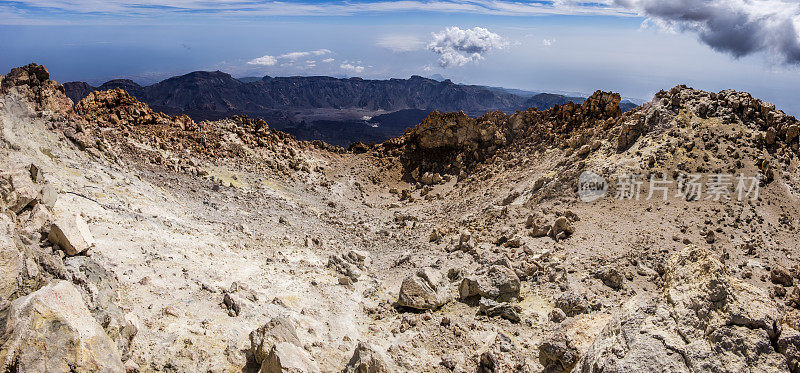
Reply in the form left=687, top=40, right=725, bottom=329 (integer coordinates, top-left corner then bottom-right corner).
left=617, top=0, right=800, bottom=64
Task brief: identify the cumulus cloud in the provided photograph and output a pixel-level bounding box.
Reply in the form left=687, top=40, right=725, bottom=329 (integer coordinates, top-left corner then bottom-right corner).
left=322, top=58, right=335, bottom=63
left=543, top=38, right=555, bottom=46
left=376, top=34, right=425, bottom=52
left=278, top=49, right=331, bottom=60
left=616, top=0, right=800, bottom=64
left=427, top=26, right=507, bottom=67
left=340, top=63, right=365, bottom=73
left=247, top=55, right=277, bottom=66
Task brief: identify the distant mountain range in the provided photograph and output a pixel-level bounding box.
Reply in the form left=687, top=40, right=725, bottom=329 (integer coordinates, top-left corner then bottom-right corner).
left=64, top=72, right=637, bottom=146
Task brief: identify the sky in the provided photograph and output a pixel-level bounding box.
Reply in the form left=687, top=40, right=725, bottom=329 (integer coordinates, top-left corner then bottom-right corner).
left=1, top=0, right=799, bottom=114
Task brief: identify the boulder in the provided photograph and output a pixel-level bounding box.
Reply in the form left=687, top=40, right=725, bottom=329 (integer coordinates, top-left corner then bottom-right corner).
left=548, top=217, right=573, bottom=241
left=396, top=268, right=451, bottom=310
left=260, top=342, right=320, bottom=373
left=539, top=313, right=612, bottom=373
left=48, top=212, right=96, bottom=255
left=343, top=342, right=397, bottom=373
left=250, top=316, right=302, bottom=364
left=459, top=265, right=520, bottom=302
left=0, top=280, right=124, bottom=372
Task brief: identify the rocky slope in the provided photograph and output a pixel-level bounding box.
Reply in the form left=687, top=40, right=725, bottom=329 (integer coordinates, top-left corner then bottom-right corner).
left=2, top=63, right=799, bottom=372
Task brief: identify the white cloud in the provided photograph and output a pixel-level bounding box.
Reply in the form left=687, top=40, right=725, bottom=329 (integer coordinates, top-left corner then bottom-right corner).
left=247, top=55, right=277, bottom=66
left=321, top=58, right=335, bottom=63
left=543, top=38, right=555, bottom=46
left=278, top=49, right=331, bottom=60
left=340, top=63, right=365, bottom=73
left=427, top=26, right=507, bottom=67
left=376, top=34, right=425, bottom=52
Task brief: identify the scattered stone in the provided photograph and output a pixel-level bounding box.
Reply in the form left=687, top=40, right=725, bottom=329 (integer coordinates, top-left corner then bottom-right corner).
left=163, top=306, right=180, bottom=317
left=48, top=212, right=96, bottom=256
left=477, top=351, right=497, bottom=373
left=704, top=230, right=716, bottom=244
left=420, top=172, right=443, bottom=186
left=457, top=230, right=477, bottom=252
left=345, top=249, right=371, bottom=270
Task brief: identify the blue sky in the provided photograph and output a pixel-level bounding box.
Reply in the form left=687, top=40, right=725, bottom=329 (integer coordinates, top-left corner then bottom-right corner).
left=1, top=0, right=799, bottom=114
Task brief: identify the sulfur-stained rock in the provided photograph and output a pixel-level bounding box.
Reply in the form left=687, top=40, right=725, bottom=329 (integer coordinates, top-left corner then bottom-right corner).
left=48, top=212, right=96, bottom=256
left=0, top=280, right=124, bottom=372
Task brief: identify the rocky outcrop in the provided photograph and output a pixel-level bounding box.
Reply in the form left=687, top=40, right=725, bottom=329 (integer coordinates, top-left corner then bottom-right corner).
left=613, top=85, right=800, bottom=152
left=578, top=245, right=790, bottom=372
left=0, top=63, right=73, bottom=114
left=0, top=280, right=124, bottom=372
left=73, top=88, right=195, bottom=130
left=394, top=91, right=624, bottom=178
